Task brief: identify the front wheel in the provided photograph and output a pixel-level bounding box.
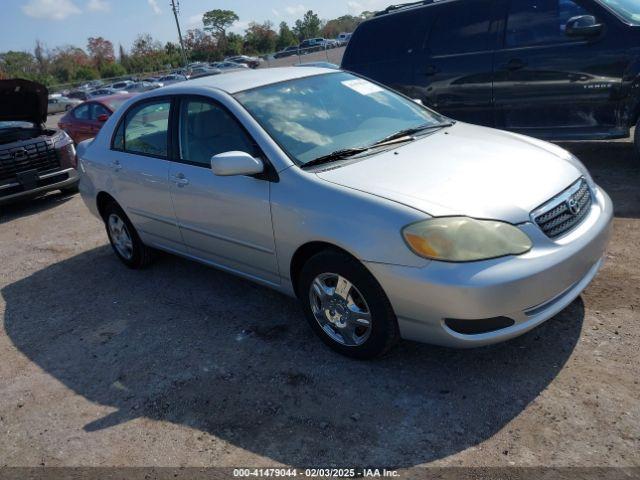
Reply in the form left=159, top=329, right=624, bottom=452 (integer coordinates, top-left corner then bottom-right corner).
left=103, top=201, right=154, bottom=269
left=298, top=251, right=399, bottom=359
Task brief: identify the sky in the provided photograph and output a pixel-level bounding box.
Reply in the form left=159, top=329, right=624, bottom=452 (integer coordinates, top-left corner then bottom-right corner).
left=0, top=0, right=390, bottom=53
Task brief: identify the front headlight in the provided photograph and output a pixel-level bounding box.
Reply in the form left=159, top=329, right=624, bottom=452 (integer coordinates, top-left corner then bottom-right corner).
left=402, top=217, right=532, bottom=262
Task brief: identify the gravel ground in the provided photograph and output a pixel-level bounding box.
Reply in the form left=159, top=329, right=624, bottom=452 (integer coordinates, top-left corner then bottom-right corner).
left=0, top=132, right=638, bottom=471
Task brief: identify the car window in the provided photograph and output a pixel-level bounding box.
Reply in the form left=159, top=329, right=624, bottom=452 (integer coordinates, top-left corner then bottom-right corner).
left=73, top=104, right=90, bottom=120
left=506, top=0, right=592, bottom=48
left=179, top=99, right=256, bottom=166
left=346, top=12, right=426, bottom=65
left=91, top=103, right=110, bottom=120
left=429, top=0, right=493, bottom=56
left=118, top=100, right=171, bottom=158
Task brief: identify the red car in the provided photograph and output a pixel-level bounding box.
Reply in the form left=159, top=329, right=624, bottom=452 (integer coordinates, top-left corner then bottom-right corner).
left=58, top=93, right=135, bottom=143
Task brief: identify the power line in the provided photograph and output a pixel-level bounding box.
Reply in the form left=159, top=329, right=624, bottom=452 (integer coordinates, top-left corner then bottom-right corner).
left=169, top=0, right=188, bottom=66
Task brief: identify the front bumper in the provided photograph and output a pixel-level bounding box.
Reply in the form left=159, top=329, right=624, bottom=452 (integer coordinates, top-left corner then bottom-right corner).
left=0, top=168, right=79, bottom=205
left=365, top=186, right=613, bottom=348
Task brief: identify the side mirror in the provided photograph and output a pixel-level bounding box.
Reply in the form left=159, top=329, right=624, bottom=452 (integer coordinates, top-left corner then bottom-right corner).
left=211, top=151, right=264, bottom=177
left=565, top=15, right=603, bottom=38
left=97, top=114, right=109, bottom=122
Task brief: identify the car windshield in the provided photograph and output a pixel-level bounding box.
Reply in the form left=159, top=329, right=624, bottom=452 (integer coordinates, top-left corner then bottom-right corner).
left=598, top=0, right=640, bottom=24
left=235, top=72, right=446, bottom=165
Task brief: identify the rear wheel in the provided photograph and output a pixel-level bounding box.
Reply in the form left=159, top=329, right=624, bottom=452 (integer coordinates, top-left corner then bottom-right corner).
left=103, top=201, right=154, bottom=269
left=298, top=250, right=399, bottom=359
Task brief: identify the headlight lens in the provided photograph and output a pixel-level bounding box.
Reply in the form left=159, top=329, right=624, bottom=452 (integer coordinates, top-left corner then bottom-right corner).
left=402, top=217, right=532, bottom=262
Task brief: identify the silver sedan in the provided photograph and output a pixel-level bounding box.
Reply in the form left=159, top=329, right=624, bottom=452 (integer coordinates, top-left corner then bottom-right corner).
left=77, top=68, right=613, bottom=358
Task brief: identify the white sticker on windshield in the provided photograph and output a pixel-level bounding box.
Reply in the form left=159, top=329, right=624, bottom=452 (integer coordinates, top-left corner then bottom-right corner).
left=342, top=79, right=384, bottom=95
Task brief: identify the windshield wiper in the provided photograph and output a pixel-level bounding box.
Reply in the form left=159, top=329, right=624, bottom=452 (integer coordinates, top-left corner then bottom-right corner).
left=372, top=122, right=455, bottom=146
left=302, top=122, right=455, bottom=169
left=302, top=147, right=370, bottom=168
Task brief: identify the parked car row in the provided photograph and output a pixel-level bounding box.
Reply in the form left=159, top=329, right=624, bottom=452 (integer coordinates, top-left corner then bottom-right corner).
left=273, top=37, right=343, bottom=58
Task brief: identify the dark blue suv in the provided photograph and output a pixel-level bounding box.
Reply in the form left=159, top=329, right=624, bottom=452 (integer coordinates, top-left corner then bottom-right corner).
left=342, top=0, right=640, bottom=157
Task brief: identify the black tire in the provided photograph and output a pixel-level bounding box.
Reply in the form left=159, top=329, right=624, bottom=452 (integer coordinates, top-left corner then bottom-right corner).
left=102, top=200, right=154, bottom=269
left=298, top=250, right=400, bottom=359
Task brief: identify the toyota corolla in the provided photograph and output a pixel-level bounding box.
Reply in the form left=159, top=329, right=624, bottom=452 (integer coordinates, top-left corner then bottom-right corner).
left=77, top=68, right=613, bottom=358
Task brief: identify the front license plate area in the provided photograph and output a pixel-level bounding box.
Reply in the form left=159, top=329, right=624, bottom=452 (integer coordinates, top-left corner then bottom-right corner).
left=17, top=169, right=39, bottom=191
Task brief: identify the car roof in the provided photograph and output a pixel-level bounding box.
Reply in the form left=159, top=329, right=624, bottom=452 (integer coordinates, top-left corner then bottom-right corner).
left=164, top=67, right=337, bottom=94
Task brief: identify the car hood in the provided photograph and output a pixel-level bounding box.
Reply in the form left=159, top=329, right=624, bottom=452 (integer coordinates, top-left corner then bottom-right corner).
left=0, top=79, right=48, bottom=125
left=316, top=123, right=583, bottom=224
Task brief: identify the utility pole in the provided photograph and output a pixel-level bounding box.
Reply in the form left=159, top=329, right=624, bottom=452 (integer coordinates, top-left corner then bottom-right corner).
left=169, top=0, right=188, bottom=66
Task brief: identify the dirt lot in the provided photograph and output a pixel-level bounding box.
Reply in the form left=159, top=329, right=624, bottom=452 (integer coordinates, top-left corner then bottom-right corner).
left=0, top=133, right=638, bottom=472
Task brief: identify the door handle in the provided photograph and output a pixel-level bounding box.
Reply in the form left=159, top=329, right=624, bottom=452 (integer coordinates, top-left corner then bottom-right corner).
left=112, top=160, right=122, bottom=172
left=424, top=65, right=439, bottom=76
left=506, top=58, right=526, bottom=71
left=171, top=173, right=189, bottom=187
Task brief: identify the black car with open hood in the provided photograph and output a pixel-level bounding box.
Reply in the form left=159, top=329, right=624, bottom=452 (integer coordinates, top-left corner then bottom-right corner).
left=0, top=79, right=80, bottom=204
left=0, top=79, right=49, bottom=126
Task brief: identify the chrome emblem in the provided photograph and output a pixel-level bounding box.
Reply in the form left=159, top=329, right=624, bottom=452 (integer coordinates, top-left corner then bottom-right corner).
left=12, top=148, right=28, bottom=161
left=567, top=197, right=581, bottom=216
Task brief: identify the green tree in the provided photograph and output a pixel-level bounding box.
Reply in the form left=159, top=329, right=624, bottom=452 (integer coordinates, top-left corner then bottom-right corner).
left=203, top=9, right=239, bottom=52
left=184, top=29, right=220, bottom=62
left=321, top=15, right=361, bottom=39
left=276, top=22, right=298, bottom=50
left=0, top=51, right=39, bottom=78
left=99, top=62, right=126, bottom=78
left=293, top=10, right=322, bottom=41
left=87, top=36, right=115, bottom=71
left=244, top=21, right=277, bottom=54
left=224, top=33, right=244, bottom=56
left=49, top=46, right=91, bottom=83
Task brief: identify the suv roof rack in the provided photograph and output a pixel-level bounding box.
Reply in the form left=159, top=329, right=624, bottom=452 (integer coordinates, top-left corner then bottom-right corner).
left=374, top=0, right=446, bottom=16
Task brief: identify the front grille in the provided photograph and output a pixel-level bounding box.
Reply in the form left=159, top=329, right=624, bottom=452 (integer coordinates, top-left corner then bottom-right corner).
left=533, top=178, right=592, bottom=238
left=0, top=139, right=61, bottom=184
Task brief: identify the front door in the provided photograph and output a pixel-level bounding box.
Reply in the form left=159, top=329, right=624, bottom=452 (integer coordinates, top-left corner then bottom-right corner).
left=110, top=97, right=183, bottom=250
left=493, top=0, right=630, bottom=139
left=168, top=96, right=279, bottom=285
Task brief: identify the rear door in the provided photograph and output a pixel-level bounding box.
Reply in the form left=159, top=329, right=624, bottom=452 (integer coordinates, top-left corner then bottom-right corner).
left=493, top=0, right=630, bottom=139
left=413, top=0, right=498, bottom=126
left=109, top=97, right=183, bottom=250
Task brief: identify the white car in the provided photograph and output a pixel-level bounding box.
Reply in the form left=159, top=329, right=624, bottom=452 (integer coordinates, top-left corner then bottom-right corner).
left=47, top=96, right=82, bottom=114
left=77, top=68, right=612, bottom=358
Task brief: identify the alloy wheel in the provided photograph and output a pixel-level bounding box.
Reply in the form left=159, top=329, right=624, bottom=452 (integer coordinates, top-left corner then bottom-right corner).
left=309, top=272, right=372, bottom=346
left=107, top=213, right=133, bottom=260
